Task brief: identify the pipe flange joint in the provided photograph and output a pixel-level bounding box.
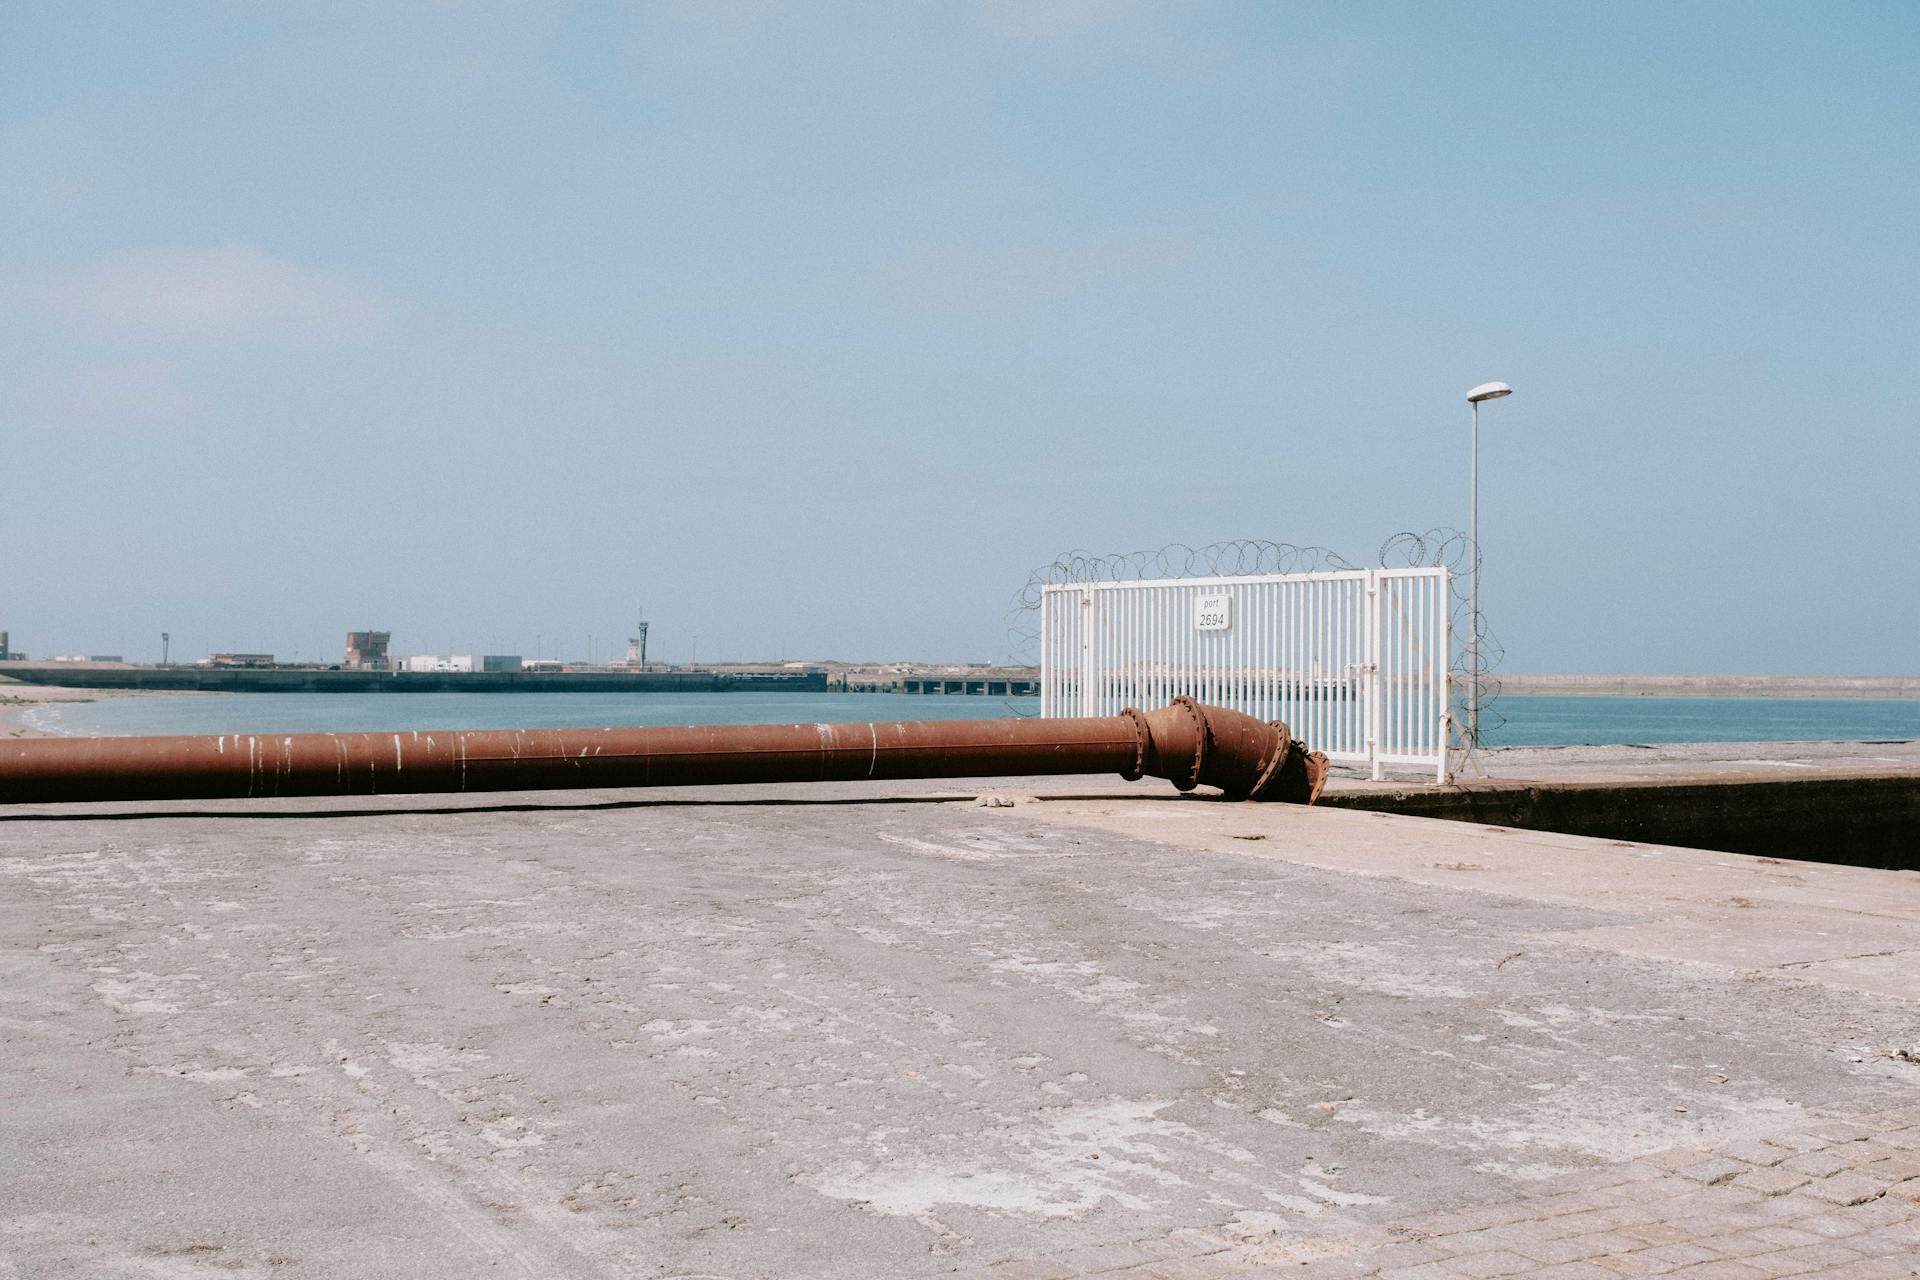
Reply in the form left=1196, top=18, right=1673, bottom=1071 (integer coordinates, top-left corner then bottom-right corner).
left=1117, top=707, right=1148, bottom=781
left=1245, top=720, right=1296, bottom=800
left=1168, top=695, right=1208, bottom=792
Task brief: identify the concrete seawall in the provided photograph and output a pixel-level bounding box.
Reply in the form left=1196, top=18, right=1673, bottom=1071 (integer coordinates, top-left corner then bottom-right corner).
left=1326, top=771, right=1920, bottom=869
left=0, top=664, right=827, bottom=694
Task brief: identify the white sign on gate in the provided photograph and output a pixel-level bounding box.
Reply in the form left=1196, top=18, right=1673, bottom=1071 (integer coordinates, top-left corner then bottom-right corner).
left=1039, top=568, right=1452, bottom=782
left=1193, top=593, right=1232, bottom=632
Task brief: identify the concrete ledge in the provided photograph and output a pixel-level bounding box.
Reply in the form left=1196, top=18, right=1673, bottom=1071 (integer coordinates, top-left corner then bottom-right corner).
left=1324, top=770, right=1920, bottom=869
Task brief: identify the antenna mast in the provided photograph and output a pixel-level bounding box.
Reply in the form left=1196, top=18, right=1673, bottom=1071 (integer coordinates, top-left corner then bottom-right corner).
left=626, top=608, right=649, bottom=667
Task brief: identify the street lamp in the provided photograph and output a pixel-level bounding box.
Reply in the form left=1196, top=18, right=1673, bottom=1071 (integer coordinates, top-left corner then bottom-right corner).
left=1464, top=381, right=1512, bottom=751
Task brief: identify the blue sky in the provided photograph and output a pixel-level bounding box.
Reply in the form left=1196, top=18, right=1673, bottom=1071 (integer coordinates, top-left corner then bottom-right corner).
left=2, top=2, right=1915, bottom=672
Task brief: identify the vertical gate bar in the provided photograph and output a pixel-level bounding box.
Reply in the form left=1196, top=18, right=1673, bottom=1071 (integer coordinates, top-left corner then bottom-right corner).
left=1128, top=587, right=1144, bottom=717
left=1392, top=576, right=1403, bottom=765
left=1347, top=580, right=1356, bottom=756
left=1080, top=586, right=1093, bottom=718
left=1433, top=571, right=1443, bottom=761
left=1337, top=580, right=1345, bottom=756
left=1307, top=578, right=1317, bottom=749
left=1443, top=568, right=1451, bottom=782
left=1141, top=585, right=1151, bottom=711
left=1235, top=581, right=1246, bottom=710
left=1043, top=589, right=1054, bottom=717
left=1109, top=587, right=1119, bottom=716
left=1167, top=583, right=1182, bottom=706
left=1318, top=576, right=1327, bottom=751
left=1091, top=587, right=1101, bottom=717
left=1206, top=585, right=1217, bottom=707
left=1281, top=580, right=1291, bottom=730
left=1406, top=578, right=1416, bottom=758
left=1320, top=577, right=1330, bottom=752
left=1137, top=586, right=1146, bottom=712
left=1153, top=584, right=1162, bottom=710
left=1235, top=581, right=1245, bottom=710
left=1413, top=571, right=1428, bottom=759
left=1345, top=579, right=1354, bottom=756
left=1259, top=579, right=1274, bottom=721
left=1289, top=578, right=1299, bottom=734
left=1044, top=591, right=1059, bottom=721
left=1429, top=572, right=1439, bottom=759
left=1367, top=572, right=1382, bottom=779
left=1152, top=587, right=1167, bottom=710
left=1390, top=579, right=1405, bottom=759
left=1297, top=577, right=1307, bottom=748
left=1211, top=584, right=1221, bottom=707
left=1408, top=575, right=1419, bottom=760
left=1262, top=580, right=1274, bottom=722
left=1305, top=579, right=1320, bottom=752
left=1146, top=584, right=1155, bottom=710
left=1226, top=582, right=1235, bottom=709
left=1350, top=579, right=1360, bottom=755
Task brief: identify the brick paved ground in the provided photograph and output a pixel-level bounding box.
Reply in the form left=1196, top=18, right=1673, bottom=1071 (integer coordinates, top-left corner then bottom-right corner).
left=958, top=1108, right=1920, bottom=1279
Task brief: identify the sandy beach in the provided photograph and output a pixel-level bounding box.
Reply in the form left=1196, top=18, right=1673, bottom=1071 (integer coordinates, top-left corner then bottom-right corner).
left=0, top=681, right=200, bottom=739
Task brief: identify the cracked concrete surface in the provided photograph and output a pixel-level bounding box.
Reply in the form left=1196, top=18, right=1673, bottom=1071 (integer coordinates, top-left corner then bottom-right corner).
left=1, top=780, right=1916, bottom=1277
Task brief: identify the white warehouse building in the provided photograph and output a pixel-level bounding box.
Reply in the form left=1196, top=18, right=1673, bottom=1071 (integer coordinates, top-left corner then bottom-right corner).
left=397, top=654, right=522, bottom=674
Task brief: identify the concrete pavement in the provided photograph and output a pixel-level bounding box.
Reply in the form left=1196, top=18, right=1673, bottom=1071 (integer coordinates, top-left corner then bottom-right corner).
left=2, top=778, right=1916, bottom=1277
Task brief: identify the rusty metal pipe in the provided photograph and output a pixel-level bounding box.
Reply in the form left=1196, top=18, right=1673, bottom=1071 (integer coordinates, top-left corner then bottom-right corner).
left=0, top=697, right=1326, bottom=807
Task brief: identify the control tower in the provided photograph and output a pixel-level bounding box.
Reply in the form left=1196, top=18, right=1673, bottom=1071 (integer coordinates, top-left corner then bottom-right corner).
left=625, top=612, right=649, bottom=667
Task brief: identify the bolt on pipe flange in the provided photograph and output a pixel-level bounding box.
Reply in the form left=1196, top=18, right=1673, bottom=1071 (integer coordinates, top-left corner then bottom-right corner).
left=1117, top=707, right=1150, bottom=781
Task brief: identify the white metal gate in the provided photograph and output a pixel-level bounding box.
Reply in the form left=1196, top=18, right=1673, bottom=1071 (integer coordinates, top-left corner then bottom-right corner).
left=1039, top=568, right=1451, bottom=782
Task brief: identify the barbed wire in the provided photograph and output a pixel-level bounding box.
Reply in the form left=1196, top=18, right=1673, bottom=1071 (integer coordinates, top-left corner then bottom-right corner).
left=1376, top=529, right=1505, bottom=745
left=1006, top=533, right=1504, bottom=751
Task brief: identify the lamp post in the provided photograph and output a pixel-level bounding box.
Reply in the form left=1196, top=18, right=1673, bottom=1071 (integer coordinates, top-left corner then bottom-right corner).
left=1464, top=381, right=1512, bottom=750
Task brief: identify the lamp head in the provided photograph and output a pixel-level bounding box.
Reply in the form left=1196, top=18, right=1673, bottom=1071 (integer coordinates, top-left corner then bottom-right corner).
left=1466, top=381, right=1513, bottom=403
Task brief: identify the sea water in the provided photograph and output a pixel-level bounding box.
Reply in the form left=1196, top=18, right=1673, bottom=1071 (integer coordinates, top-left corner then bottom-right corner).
left=20, top=690, right=1920, bottom=747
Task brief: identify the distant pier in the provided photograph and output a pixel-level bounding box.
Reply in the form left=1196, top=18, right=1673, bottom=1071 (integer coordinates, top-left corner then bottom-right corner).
left=0, top=663, right=826, bottom=695
left=833, top=666, right=1040, bottom=697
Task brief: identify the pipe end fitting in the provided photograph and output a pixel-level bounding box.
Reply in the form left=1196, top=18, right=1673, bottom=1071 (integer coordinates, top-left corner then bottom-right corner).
left=1132, top=700, right=1325, bottom=804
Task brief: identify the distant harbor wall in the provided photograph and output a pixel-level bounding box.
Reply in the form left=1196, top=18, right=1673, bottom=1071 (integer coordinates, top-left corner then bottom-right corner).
left=0, top=664, right=826, bottom=694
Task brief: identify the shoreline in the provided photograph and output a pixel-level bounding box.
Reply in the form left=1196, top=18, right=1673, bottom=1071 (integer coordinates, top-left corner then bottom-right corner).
left=0, top=684, right=203, bottom=740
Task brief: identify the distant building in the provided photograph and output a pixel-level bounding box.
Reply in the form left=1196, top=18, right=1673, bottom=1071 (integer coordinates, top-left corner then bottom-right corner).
left=345, top=631, right=391, bottom=670
left=520, top=659, right=566, bottom=673
left=626, top=615, right=649, bottom=666
left=397, top=654, right=522, bottom=674
left=201, top=653, right=275, bottom=668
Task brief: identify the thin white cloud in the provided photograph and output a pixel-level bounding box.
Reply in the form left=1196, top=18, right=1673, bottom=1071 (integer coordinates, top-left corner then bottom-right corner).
left=973, top=0, right=1152, bottom=42
left=19, top=359, right=206, bottom=433
left=46, top=244, right=391, bottom=346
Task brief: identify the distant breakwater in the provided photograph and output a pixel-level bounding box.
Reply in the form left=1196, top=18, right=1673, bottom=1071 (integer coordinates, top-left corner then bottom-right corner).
left=1500, top=674, right=1920, bottom=699
left=0, top=664, right=827, bottom=695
